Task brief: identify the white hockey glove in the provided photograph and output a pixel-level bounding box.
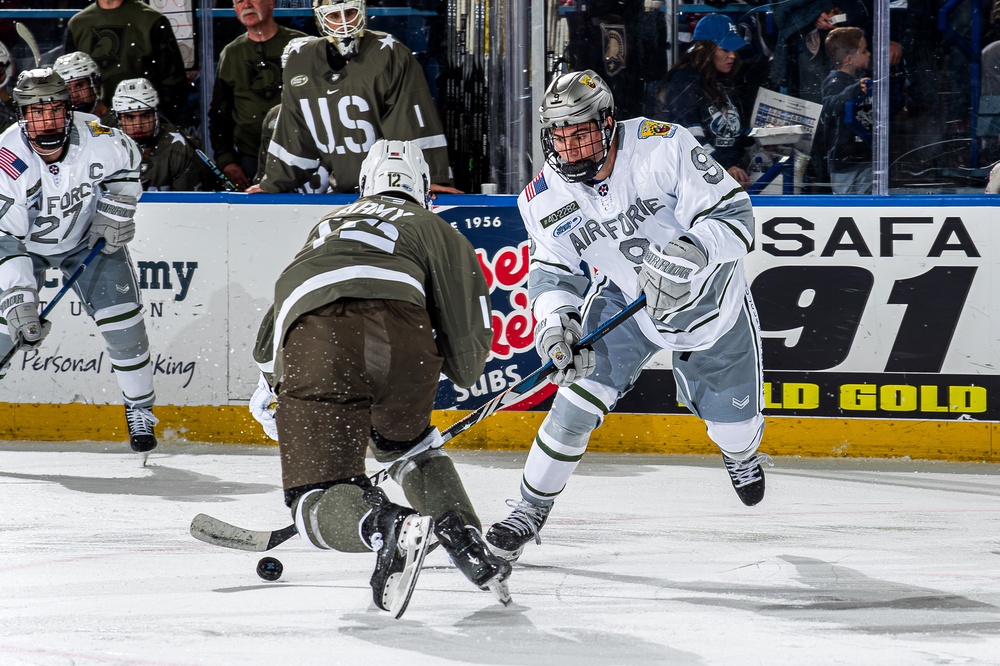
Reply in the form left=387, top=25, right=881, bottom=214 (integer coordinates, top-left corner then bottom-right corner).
left=535, top=307, right=596, bottom=387
left=637, top=238, right=709, bottom=322
left=89, top=192, right=138, bottom=254
left=1, top=287, right=50, bottom=348
left=249, top=374, right=279, bottom=441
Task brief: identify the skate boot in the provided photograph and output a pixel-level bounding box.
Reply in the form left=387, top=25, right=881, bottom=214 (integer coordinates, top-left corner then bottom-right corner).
left=361, top=487, right=433, bottom=619
left=125, top=405, right=158, bottom=455
left=485, top=499, right=551, bottom=562
left=435, top=510, right=512, bottom=605
left=722, top=451, right=774, bottom=507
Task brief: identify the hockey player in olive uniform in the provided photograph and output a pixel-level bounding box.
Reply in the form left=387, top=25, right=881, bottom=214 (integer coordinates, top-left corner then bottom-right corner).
left=0, top=68, right=159, bottom=454
left=250, top=140, right=510, bottom=616
left=64, top=0, right=189, bottom=122
left=0, top=41, right=17, bottom=134
left=253, top=0, right=456, bottom=194
left=112, top=78, right=213, bottom=192
left=485, top=70, right=771, bottom=562
left=208, top=1, right=306, bottom=188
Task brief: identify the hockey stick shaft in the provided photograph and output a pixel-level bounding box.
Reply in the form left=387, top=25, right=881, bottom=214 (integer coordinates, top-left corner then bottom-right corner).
left=190, top=295, right=646, bottom=552
left=440, top=293, right=646, bottom=445
left=195, top=148, right=237, bottom=192
left=15, top=22, right=41, bottom=68
left=1, top=240, right=104, bottom=372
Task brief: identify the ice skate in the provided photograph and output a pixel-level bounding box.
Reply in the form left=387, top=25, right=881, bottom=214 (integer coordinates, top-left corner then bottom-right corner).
left=435, top=510, right=512, bottom=605
left=722, top=451, right=774, bottom=506
left=361, top=487, right=433, bottom=619
left=485, top=498, right=551, bottom=562
left=125, top=405, right=158, bottom=463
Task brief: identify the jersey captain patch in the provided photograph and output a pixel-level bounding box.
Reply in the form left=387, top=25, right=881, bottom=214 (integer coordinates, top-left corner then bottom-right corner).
left=637, top=120, right=676, bottom=139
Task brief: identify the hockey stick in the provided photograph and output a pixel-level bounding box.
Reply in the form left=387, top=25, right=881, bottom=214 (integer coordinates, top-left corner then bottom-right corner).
left=0, top=240, right=105, bottom=374
left=15, top=22, right=41, bottom=68
left=189, top=295, right=647, bottom=552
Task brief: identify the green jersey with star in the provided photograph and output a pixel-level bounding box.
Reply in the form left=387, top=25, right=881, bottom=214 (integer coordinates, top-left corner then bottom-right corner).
left=258, top=32, right=452, bottom=193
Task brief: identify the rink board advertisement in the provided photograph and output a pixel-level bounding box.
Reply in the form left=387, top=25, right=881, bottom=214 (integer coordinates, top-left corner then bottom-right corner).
left=0, top=195, right=997, bottom=425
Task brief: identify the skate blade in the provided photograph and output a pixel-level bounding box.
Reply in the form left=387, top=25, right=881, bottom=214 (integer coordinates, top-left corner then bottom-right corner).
left=138, top=451, right=151, bottom=467
left=386, top=515, right=433, bottom=619
left=484, top=577, right=512, bottom=606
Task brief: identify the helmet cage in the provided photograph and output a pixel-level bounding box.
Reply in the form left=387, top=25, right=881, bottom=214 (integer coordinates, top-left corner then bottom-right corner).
left=358, top=139, right=431, bottom=209
left=112, top=79, right=161, bottom=146
left=539, top=70, right=616, bottom=182
left=13, top=68, right=73, bottom=154
left=54, top=52, right=102, bottom=114
left=313, top=0, right=366, bottom=57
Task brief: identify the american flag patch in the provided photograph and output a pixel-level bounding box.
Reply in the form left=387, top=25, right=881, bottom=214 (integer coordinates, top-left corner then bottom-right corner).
left=0, top=147, right=28, bottom=180
left=525, top=172, right=548, bottom=201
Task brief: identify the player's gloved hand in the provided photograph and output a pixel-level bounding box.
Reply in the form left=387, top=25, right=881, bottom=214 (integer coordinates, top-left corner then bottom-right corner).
left=535, top=307, right=595, bottom=387
left=637, top=238, right=708, bottom=322
left=1, top=286, right=50, bottom=348
left=89, top=192, right=138, bottom=254
left=249, top=373, right=279, bottom=441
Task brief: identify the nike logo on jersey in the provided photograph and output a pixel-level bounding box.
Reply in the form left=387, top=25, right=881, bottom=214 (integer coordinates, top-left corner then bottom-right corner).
left=325, top=89, right=339, bottom=96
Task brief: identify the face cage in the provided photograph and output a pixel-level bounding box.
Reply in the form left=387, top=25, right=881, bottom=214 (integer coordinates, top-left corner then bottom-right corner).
left=117, top=110, right=160, bottom=146
left=541, top=112, right=615, bottom=183
left=18, top=101, right=73, bottom=152
left=67, top=76, right=100, bottom=113
left=314, top=3, right=365, bottom=39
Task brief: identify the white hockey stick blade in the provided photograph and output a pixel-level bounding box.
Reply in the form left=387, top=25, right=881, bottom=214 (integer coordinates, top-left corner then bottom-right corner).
left=384, top=515, right=434, bottom=619
left=15, top=22, right=41, bottom=67
left=190, top=513, right=297, bottom=552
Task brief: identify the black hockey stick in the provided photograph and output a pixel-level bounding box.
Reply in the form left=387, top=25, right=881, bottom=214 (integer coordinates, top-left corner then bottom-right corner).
left=1, top=240, right=104, bottom=374
left=190, top=295, right=647, bottom=551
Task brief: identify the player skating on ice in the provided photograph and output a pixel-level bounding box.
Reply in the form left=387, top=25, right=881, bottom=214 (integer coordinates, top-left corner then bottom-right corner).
left=0, top=68, right=158, bottom=455
left=249, top=140, right=511, bottom=617
left=486, top=69, right=772, bottom=562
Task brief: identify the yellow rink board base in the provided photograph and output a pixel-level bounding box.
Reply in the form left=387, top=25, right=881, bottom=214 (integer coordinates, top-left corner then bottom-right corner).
left=1, top=403, right=996, bottom=462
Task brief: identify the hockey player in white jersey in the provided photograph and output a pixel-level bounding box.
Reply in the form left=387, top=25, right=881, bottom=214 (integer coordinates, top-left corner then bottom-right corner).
left=486, top=69, right=771, bottom=562
left=0, top=68, right=159, bottom=453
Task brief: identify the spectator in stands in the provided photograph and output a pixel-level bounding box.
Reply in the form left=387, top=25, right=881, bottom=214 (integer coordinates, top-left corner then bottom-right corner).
left=655, top=14, right=754, bottom=189
left=0, top=41, right=17, bottom=134
left=817, top=27, right=873, bottom=194
left=65, top=0, right=190, bottom=123
left=249, top=0, right=460, bottom=195
left=208, top=0, right=307, bottom=191
left=112, top=78, right=215, bottom=192
left=53, top=51, right=108, bottom=119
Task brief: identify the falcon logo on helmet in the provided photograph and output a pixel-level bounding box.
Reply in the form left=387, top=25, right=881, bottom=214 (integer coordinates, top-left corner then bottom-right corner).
left=358, top=139, right=431, bottom=209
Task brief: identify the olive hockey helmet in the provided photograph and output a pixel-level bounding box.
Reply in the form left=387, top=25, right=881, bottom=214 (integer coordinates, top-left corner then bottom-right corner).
left=13, top=68, right=72, bottom=154
left=540, top=69, right=617, bottom=183
left=358, top=139, right=431, bottom=209
left=53, top=51, right=102, bottom=114
left=313, top=0, right=366, bottom=57
left=112, top=78, right=160, bottom=145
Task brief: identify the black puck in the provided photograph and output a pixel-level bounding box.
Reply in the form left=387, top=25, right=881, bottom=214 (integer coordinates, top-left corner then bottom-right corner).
left=256, top=556, right=283, bottom=581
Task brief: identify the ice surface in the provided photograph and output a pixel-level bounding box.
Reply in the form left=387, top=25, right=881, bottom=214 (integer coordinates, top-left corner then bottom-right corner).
left=1, top=442, right=999, bottom=665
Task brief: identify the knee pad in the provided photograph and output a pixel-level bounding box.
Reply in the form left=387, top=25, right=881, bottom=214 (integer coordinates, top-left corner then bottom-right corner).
left=540, top=392, right=602, bottom=453
left=706, top=414, right=765, bottom=460
left=396, top=448, right=480, bottom=530
left=290, top=477, right=373, bottom=553
left=95, top=304, right=149, bottom=359
left=370, top=425, right=443, bottom=475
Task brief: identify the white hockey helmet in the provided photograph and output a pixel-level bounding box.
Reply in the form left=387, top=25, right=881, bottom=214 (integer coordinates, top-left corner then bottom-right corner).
left=540, top=69, right=617, bottom=182
left=53, top=51, right=102, bottom=114
left=112, top=78, right=160, bottom=145
left=313, top=0, right=366, bottom=57
left=12, top=68, right=73, bottom=153
left=358, top=139, right=431, bottom=209
left=0, top=40, right=12, bottom=88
